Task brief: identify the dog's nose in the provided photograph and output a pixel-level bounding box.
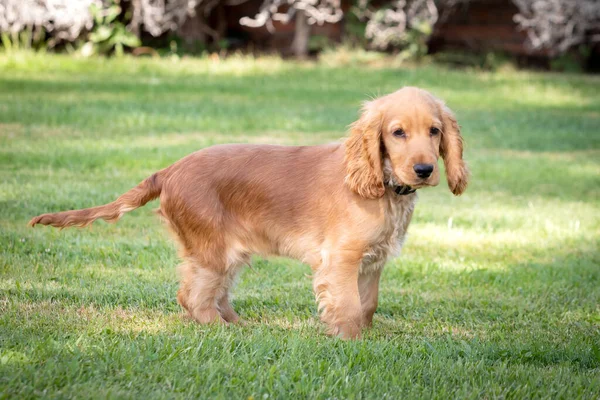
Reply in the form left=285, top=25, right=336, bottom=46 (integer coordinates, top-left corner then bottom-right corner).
left=413, top=163, right=434, bottom=178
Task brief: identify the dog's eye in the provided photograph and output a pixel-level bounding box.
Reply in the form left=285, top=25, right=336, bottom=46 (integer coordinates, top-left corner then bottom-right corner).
left=430, top=127, right=440, bottom=136
left=393, top=129, right=406, bottom=138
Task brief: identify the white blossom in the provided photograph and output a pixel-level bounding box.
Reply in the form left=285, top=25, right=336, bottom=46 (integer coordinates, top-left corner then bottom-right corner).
left=240, top=0, right=343, bottom=32
left=0, top=0, right=99, bottom=42
left=513, top=0, right=600, bottom=55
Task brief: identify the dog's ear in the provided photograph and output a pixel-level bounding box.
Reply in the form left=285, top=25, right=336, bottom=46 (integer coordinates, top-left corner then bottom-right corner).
left=438, top=101, right=469, bottom=195
left=344, top=101, right=385, bottom=199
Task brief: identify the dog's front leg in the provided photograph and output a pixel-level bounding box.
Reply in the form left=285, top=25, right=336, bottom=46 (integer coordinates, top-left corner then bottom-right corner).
left=313, top=250, right=363, bottom=339
left=358, top=266, right=383, bottom=327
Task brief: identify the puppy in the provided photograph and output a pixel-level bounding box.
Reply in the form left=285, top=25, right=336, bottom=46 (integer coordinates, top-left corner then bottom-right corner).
left=30, top=87, right=468, bottom=339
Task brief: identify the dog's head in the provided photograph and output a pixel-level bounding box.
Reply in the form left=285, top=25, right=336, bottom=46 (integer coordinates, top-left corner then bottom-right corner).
left=344, top=87, right=469, bottom=199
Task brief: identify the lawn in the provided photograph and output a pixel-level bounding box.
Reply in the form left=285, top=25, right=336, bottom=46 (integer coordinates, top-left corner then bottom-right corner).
left=1, top=52, right=599, bottom=399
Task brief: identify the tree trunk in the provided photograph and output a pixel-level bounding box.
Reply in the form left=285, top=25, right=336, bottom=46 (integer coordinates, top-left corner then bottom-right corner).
left=177, top=8, right=208, bottom=53
left=129, top=0, right=142, bottom=37
left=292, top=10, right=311, bottom=59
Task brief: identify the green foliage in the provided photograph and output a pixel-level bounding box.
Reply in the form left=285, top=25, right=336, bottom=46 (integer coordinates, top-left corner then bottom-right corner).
left=83, top=0, right=140, bottom=56
left=308, top=35, right=333, bottom=53
left=344, top=6, right=369, bottom=47
left=550, top=46, right=591, bottom=73
left=397, top=21, right=432, bottom=62
left=0, top=27, right=48, bottom=52
left=0, top=32, right=11, bottom=50
left=1, top=54, right=599, bottom=399
left=432, top=51, right=515, bottom=72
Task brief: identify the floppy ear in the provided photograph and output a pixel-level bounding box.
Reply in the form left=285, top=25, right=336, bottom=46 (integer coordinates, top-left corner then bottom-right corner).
left=439, top=102, right=469, bottom=195
left=344, top=102, right=385, bottom=199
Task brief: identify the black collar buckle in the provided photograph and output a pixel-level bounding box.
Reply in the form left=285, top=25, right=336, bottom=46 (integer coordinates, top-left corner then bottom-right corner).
left=394, top=185, right=416, bottom=196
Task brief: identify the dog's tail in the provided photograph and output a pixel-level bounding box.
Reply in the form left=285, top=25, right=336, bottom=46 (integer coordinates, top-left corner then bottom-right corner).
left=29, top=171, right=164, bottom=229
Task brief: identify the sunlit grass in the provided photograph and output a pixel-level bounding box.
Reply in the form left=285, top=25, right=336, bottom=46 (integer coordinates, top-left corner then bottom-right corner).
left=1, top=53, right=599, bottom=399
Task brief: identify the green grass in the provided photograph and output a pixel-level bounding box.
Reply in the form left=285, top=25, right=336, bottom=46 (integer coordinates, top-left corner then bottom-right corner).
left=1, top=52, right=599, bottom=399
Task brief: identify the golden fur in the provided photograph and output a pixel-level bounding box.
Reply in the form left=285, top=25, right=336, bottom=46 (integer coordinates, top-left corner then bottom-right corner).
left=29, top=87, right=469, bottom=339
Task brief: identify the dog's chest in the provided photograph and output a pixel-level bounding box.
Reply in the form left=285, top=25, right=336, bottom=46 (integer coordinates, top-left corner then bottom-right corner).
left=359, top=194, right=416, bottom=274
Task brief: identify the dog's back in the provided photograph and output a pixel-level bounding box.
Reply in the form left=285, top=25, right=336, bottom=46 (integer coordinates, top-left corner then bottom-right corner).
left=158, top=143, right=348, bottom=260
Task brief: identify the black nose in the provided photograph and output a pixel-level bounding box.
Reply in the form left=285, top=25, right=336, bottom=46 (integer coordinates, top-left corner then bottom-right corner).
left=413, top=163, right=434, bottom=178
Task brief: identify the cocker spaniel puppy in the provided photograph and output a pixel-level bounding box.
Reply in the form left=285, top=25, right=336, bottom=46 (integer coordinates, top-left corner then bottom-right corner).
left=30, top=87, right=468, bottom=339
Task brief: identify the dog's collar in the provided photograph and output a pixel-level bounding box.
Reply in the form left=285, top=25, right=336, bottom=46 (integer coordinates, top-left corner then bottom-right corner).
left=394, top=185, right=416, bottom=196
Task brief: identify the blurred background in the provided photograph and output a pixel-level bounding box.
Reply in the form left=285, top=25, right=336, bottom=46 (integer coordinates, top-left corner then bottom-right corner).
left=1, top=1, right=600, bottom=398
left=1, top=0, right=599, bottom=72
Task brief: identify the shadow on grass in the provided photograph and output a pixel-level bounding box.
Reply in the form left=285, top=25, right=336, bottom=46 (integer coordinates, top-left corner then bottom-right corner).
left=2, top=242, right=599, bottom=399
left=4, top=243, right=599, bottom=368
left=1, top=72, right=599, bottom=153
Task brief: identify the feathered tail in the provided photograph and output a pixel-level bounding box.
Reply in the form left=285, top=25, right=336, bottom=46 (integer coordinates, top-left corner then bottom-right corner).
left=29, top=172, right=163, bottom=229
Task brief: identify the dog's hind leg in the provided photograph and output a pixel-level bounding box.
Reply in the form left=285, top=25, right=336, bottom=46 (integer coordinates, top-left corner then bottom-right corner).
left=216, top=267, right=242, bottom=323
left=217, top=290, right=239, bottom=323
left=177, top=243, right=248, bottom=325
left=214, top=239, right=252, bottom=323
left=177, top=259, right=228, bottom=324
